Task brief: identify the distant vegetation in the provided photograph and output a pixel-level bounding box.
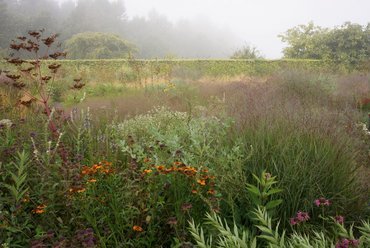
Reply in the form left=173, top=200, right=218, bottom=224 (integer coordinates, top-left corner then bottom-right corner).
left=0, top=0, right=239, bottom=58
left=64, top=32, right=136, bottom=59
left=280, top=22, right=370, bottom=68
left=230, top=44, right=264, bottom=59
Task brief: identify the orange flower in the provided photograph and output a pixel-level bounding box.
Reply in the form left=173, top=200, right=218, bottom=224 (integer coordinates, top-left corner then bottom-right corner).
left=173, top=161, right=183, bottom=166
left=156, top=165, right=165, bottom=171
left=197, top=179, right=206, bottom=186
left=143, top=169, right=153, bottom=174
left=81, top=166, right=91, bottom=175
left=77, top=188, right=86, bottom=193
left=33, top=208, right=45, bottom=214
left=207, top=189, right=216, bottom=195
left=101, top=161, right=112, bottom=166
left=32, top=204, right=46, bottom=214
left=191, top=189, right=198, bottom=194
left=92, top=164, right=103, bottom=170
left=133, top=225, right=143, bottom=232
left=87, top=178, right=97, bottom=183
left=102, top=169, right=114, bottom=174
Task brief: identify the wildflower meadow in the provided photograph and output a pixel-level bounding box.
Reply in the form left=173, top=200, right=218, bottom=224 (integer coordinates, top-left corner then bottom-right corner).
left=0, top=30, right=369, bottom=248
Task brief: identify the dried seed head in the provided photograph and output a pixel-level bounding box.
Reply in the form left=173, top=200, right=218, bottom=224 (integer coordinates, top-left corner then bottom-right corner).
left=72, top=82, right=85, bottom=90
left=42, top=76, right=52, bottom=82
left=10, top=43, right=22, bottom=51
left=28, top=31, right=40, bottom=38
left=49, top=51, right=67, bottom=59
left=42, top=34, right=59, bottom=47
left=5, top=74, right=21, bottom=80
left=6, top=58, right=25, bottom=66
left=48, top=63, right=61, bottom=70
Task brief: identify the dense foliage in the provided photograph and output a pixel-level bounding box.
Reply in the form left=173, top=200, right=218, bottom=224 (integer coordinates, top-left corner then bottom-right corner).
left=280, top=22, right=370, bottom=68
left=64, top=32, right=136, bottom=59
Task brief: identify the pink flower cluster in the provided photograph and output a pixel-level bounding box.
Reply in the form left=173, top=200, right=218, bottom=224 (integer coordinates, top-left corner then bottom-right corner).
left=314, top=197, right=331, bottom=207
left=335, top=238, right=359, bottom=248
left=335, top=215, right=345, bottom=225
left=290, top=211, right=310, bottom=225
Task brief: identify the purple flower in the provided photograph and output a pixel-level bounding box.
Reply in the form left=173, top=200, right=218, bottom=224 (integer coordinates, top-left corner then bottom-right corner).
left=314, top=197, right=331, bottom=207
left=289, top=218, right=297, bottom=225
left=335, top=215, right=345, bottom=225
left=290, top=211, right=310, bottom=225
left=336, top=238, right=350, bottom=248
left=349, top=239, right=359, bottom=247
left=296, top=211, right=310, bottom=221
left=335, top=238, right=360, bottom=248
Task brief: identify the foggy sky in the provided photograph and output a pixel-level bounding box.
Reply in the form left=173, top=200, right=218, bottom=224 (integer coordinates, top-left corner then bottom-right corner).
left=59, top=0, right=370, bottom=58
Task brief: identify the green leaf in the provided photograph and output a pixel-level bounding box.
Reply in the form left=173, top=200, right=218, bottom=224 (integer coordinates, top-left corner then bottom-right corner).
left=246, top=184, right=261, bottom=196
left=266, top=188, right=283, bottom=196
left=265, top=200, right=283, bottom=210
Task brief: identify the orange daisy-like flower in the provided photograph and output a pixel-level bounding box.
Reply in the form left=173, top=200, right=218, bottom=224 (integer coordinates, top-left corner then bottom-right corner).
left=32, top=204, right=46, bottom=214
left=92, top=164, right=103, bottom=170
left=197, top=179, right=206, bottom=186
left=132, top=225, right=143, bottom=232
left=143, top=169, right=153, bottom=174
left=33, top=208, right=45, bottom=214
left=101, top=161, right=112, bottom=166
left=102, top=168, right=114, bottom=174
left=81, top=166, right=91, bottom=175
left=156, top=165, right=165, bottom=171
left=207, top=189, right=216, bottom=195
left=77, top=188, right=86, bottom=193
left=87, top=178, right=97, bottom=183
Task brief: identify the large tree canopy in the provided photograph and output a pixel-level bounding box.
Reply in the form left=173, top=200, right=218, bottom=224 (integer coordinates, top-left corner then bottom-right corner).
left=279, top=22, right=370, bottom=67
left=64, top=32, right=136, bottom=59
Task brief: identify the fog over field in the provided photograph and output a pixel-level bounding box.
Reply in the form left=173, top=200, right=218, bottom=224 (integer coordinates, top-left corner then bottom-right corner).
left=57, top=0, right=370, bottom=58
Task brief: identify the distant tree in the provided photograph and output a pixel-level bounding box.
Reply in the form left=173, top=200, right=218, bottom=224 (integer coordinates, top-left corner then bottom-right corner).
left=279, top=22, right=325, bottom=59
left=64, top=32, right=136, bottom=59
left=231, top=44, right=264, bottom=59
left=279, top=22, right=370, bottom=67
left=63, top=0, right=126, bottom=38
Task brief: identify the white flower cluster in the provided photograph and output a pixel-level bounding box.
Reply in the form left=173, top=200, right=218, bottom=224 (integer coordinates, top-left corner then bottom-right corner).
left=0, top=119, right=13, bottom=128
left=357, top=122, right=370, bottom=136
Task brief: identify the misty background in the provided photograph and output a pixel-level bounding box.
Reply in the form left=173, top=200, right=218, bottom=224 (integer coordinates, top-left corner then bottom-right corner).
left=0, top=0, right=369, bottom=58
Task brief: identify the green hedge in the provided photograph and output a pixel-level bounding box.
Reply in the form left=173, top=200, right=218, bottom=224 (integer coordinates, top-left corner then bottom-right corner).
left=1, top=59, right=369, bottom=84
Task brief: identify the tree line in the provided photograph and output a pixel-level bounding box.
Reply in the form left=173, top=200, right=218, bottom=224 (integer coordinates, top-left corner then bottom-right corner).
left=0, top=0, right=239, bottom=59
left=0, top=0, right=369, bottom=65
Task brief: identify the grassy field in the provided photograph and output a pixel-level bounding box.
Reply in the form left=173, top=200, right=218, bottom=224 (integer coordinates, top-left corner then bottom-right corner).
left=0, top=59, right=370, bottom=247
